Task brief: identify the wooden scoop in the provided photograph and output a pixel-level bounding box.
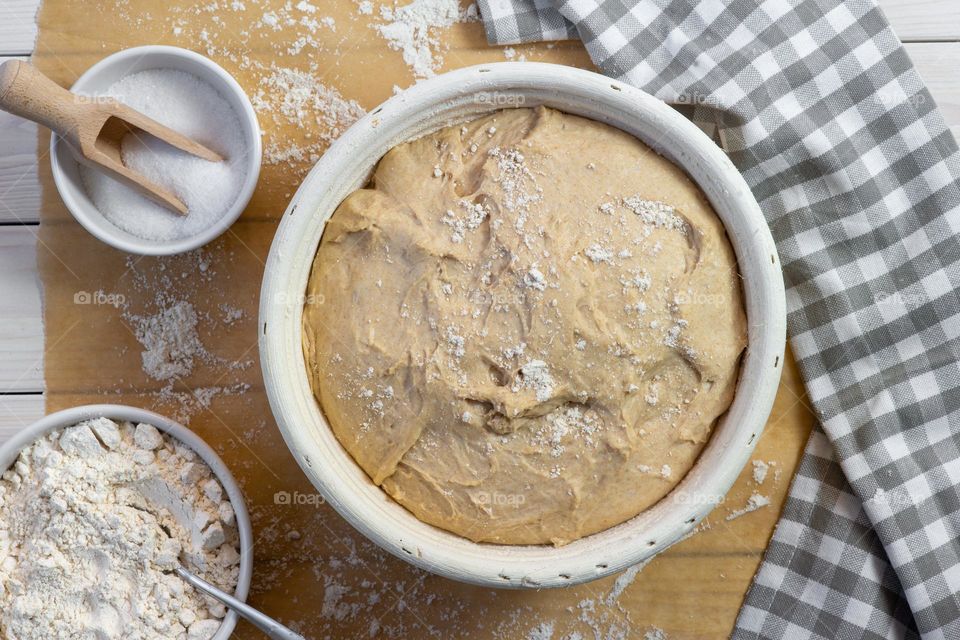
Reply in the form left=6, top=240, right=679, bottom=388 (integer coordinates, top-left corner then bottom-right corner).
left=0, top=60, right=223, bottom=216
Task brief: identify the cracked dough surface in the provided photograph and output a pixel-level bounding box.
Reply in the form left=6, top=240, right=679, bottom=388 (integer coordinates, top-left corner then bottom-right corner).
left=303, top=107, right=746, bottom=545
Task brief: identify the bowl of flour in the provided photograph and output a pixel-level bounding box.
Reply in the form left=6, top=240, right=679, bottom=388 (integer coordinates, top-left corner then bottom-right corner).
left=0, top=404, right=253, bottom=640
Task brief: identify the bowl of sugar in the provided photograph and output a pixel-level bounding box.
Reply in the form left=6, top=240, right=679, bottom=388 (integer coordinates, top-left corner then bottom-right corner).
left=50, top=46, right=261, bottom=256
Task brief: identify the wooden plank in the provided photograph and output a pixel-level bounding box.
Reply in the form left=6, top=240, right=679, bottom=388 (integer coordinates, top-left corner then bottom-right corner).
left=0, top=394, right=44, bottom=445
left=0, top=0, right=39, bottom=55
left=0, top=228, right=43, bottom=393
left=0, top=56, right=41, bottom=224
left=881, top=0, right=960, bottom=42
left=907, top=42, right=960, bottom=139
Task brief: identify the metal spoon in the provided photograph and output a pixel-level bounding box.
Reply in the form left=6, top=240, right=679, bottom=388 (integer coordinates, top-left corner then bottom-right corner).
left=176, top=564, right=306, bottom=640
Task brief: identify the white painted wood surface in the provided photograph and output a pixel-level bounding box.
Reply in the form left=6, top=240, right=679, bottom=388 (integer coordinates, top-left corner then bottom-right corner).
left=882, top=0, right=960, bottom=42
left=0, top=0, right=39, bottom=56
left=0, top=0, right=956, bottom=433
left=0, top=57, right=41, bottom=225
left=909, top=42, right=960, bottom=139
left=0, top=228, right=42, bottom=393
left=0, top=394, right=43, bottom=440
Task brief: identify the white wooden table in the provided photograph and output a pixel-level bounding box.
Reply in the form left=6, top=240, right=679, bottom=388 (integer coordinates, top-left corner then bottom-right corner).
left=0, top=0, right=958, bottom=438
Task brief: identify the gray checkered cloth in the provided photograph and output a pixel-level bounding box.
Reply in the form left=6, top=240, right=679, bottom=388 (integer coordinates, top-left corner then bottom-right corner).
left=477, top=0, right=960, bottom=638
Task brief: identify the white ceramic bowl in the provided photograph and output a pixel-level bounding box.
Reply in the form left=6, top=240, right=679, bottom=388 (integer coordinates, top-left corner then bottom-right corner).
left=260, top=62, right=786, bottom=588
left=50, top=46, right=261, bottom=256
left=0, top=404, right=254, bottom=639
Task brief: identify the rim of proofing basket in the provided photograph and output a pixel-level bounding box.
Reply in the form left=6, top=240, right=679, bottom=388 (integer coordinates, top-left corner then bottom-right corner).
left=259, top=62, right=786, bottom=589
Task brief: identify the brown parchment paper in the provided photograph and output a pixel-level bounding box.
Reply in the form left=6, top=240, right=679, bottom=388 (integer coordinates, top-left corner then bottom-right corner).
left=33, top=1, right=815, bottom=637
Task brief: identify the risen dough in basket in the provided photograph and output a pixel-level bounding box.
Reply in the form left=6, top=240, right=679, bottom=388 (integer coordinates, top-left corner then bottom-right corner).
left=303, top=107, right=746, bottom=545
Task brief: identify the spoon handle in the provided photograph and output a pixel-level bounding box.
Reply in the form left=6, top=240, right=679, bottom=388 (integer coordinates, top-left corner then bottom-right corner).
left=0, top=60, right=89, bottom=147
left=175, top=566, right=307, bottom=640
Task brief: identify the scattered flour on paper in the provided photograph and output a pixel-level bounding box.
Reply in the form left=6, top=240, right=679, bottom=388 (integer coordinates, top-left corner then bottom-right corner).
left=108, top=0, right=491, bottom=168
left=369, top=0, right=479, bottom=78
left=605, top=558, right=652, bottom=606
left=527, top=621, right=555, bottom=640
left=126, top=299, right=251, bottom=421
left=117, top=250, right=253, bottom=425
left=112, top=0, right=366, bottom=170
left=133, top=300, right=206, bottom=381
left=726, top=492, right=771, bottom=521
left=752, top=459, right=769, bottom=484
left=251, top=64, right=365, bottom=166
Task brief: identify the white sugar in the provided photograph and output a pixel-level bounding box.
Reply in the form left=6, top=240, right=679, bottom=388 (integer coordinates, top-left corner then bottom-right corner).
left=79, top=69, right=248, bottom=242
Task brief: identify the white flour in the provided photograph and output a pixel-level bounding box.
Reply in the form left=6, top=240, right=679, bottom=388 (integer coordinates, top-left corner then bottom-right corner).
left=0, top=419, right=241, bottom=640
left=527, top=621, right=555, bottom=639
left=133, top=300, right=206, bottom=381
left=371, top=0, right=479, bottom=78
left=645, top=628, right=668, bottom=640
left=726, top=492, right=771, bottom=521
left=251, top=64, right=365, bottom=165
left=125, top=299, right=251, bottom=424
left=605, top=559, right=651, bottom=606
left=752, top=459, right=770, bottom=484
left=516, top=359, right=555, bottom=402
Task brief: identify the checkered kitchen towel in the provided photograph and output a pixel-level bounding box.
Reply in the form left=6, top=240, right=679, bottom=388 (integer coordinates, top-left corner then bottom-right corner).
left=477, top=0, right=960, bottom=638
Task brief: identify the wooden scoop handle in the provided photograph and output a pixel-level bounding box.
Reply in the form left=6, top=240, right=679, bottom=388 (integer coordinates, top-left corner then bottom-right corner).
left=0, top=60, right=90, bottom=146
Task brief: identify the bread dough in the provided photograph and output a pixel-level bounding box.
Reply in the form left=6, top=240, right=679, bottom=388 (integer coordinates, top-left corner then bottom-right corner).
left=302, top=107, right=747, bottom=545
